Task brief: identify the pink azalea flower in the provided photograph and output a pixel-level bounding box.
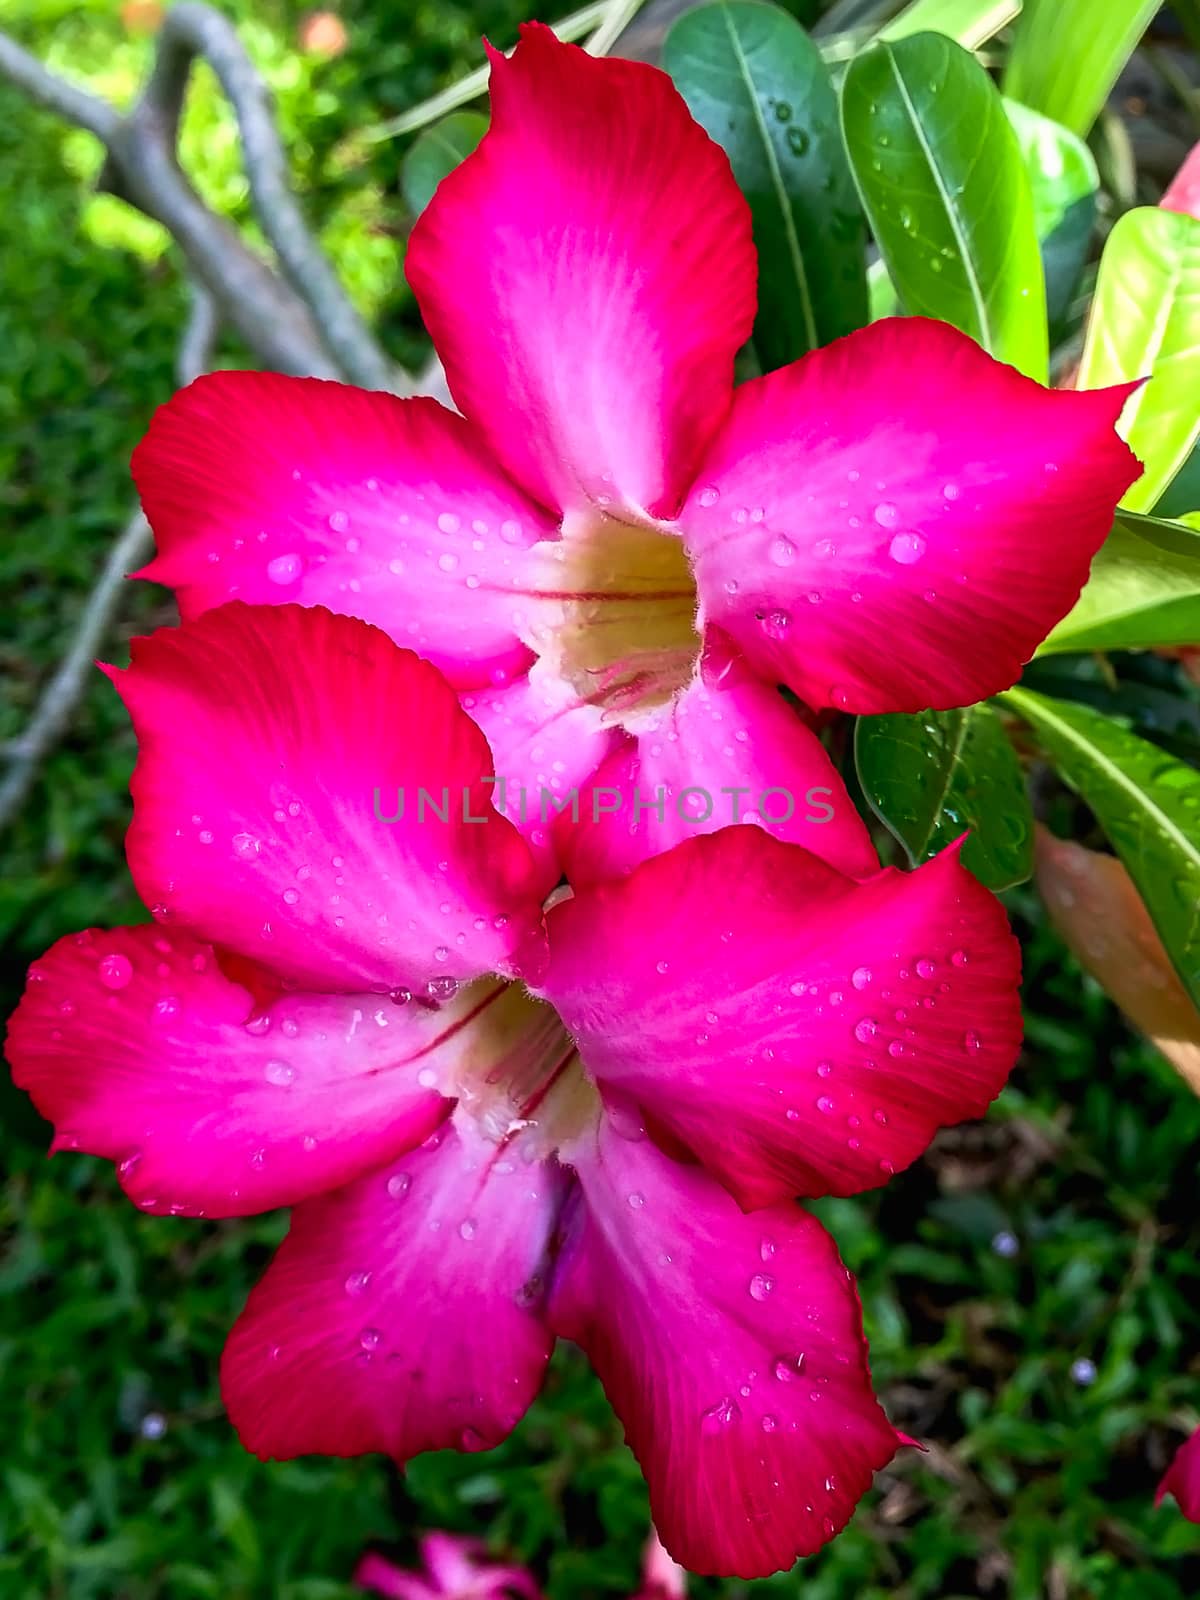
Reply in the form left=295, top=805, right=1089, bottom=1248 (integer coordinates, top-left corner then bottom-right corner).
left=354, top=1533, right=542, bottom=1599
left=1157, top=1426, right=1200, bottom=1521
left=6, top=601, right=1027, bottom=1578
left=127, top=23, right=1139, bottom=890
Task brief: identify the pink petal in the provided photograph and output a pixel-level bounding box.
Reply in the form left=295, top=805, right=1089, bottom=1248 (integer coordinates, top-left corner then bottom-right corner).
left=1157, top=1426, right=1200, bottom=1521
left=548, top=1113, right=899, bottom=1577
left=461, top=667, right=620, bottom=888
left=221, top=1120, right=562, bottom=1463
left=5, top=923, right=467, bottom=1216
left=558, top=652, right=878, bottom=884
left=537, top=830, right=1021, bottom=1209
left=1162, top=142, right=1200, bottom=218
left=133, top=376, right=553, bottom=689
left=405, top=23, right=755, bottom=519
left=354, top=1552, right=437, bottom=1599
left=110, top=604, right=547, bottom=993
left=681, top=318, right=1142, bottom=713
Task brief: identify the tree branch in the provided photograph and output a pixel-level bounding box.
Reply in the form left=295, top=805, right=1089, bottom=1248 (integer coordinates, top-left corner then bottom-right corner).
left=0, top=286, right=220, bottom=836
left=0, top=9, right=404, bottom=388
left=130, top=4, right=400, bottom=392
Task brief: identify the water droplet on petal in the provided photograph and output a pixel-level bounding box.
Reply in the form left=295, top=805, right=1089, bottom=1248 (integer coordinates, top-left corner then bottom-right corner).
left=98, top=953, right=133, bottom=990
left=267, top=553, right=302, bottom=585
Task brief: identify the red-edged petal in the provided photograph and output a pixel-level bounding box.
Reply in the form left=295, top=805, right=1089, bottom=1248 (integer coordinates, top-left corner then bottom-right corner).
left=221, top=1120, right=564, bottom=1462
left=462, top=666, right=620, bottom=889
left=536, top=830, right=1021, bottom=1209
left=681, top=318, right=1142, bottom=713
left=110, top=604, right=546, bottom=994
left=548, top=1113, right=899, bottom=1577
left=1157, top=1427, right=1200, bottom=1521
left=558, top=652, right=878, bottom=884
left=133, top=376, right=552, bottom=690
left=405, top=22, right=755, bottom=519
left=6, top=928, right=567, bottom=1218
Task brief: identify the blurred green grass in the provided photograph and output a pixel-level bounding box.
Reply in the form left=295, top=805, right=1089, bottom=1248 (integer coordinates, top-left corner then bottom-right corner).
left=3, top=3, right=1200, bottom=1596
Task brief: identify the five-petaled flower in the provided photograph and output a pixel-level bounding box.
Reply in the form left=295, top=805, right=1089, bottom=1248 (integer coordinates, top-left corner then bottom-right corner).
left=10, top=601, right=1021, bottom=1577
left=3, top=14, right=1145, bottom=1585
left=128, top=24, right=1138, bottom=890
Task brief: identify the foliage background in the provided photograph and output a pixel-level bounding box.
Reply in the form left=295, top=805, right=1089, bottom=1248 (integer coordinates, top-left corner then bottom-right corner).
left=2, top=2, right=1200, bottom=1597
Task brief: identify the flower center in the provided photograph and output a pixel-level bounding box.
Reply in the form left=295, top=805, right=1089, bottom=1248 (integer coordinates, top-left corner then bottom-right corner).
left=433, top=978, right=599, bottom=1157
left=515, top=510, right=700, bottom=728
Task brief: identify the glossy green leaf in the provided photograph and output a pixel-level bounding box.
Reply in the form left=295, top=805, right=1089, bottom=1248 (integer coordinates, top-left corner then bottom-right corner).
left=840, top=32, right=1047, bottom=379
left=400, top=111, right=487, bottom=217
left=1004, top=99, right=1098, bottom=336
left=854, top=704, right=1033, bottom=890
left=664, top=0, right=867, bottom=369
left=1002, top=687, right=1200, bottom=1007
left=1002, top=0, right=1157, bottom=137
left=877, top=0, right=1021, bottom=49
left=1039, top=511, right=1200, bottom=656
left=1078, top=206, right=1200, bottom=514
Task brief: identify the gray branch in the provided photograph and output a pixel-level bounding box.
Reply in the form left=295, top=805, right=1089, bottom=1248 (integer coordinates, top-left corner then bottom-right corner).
left=0, top=9, right=403, bottom=388
left=0, top=287, right=220, bottom=835
left=132, top=4, right=400, bottom=393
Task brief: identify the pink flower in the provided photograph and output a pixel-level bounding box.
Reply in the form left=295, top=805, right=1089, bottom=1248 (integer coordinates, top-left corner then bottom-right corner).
left=6, top=602, right=1025, bottom=1578
left=354, top=1533, right=542, bottom=1599
left=353, top=1528, right=683, bottom=1599
left=1157, top=1426, right=1200, bottom=1522
left=128, top=23, right=1139, bottom=890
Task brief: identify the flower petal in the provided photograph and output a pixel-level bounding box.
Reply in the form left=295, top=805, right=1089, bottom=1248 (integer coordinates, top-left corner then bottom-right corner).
left=548, top=1113, right=899, bottom=1577
left=110, top=604, right=547, bottom=993
left=558, top=653, right=878, bottom=884
left=5, top=928, right=570, bottom=1217
left=405, top=22, right=756, bottom=519
left=221, top=1120, right=563, bottom=1462
left=682, top=318, right=1141, bottom=713
left=462, top=665, right=620, bottom=888
left=1157, top=1426, right=1200, bottom=1521
left=537, top=830, right=1021, bottom=1209
left=133, top=376, right=553, bottom=689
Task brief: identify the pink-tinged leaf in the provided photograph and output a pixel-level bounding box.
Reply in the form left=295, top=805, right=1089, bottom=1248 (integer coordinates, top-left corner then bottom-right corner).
left=1035, top=826, right=1200, bottom=1094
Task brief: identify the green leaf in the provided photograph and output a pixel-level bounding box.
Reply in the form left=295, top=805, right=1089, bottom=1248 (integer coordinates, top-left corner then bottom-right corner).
left=1077, top=206, right=1200, bottom=514
left=1039, top=511, right=1200, bottom=656
left=1002, top=0, right=1158, bottom=137
left=1002, top=687, right=1200, bottom=1007
left=840, top=32, right=1047, bottom=379
left=877, top=0, right=1021, bottom=49
left=400, top=111, right=487, bottom=217
left=664, top=0, right=867, bottom=369
left=1004, top=99, right=1098, bottom=337
left=854, top=703, right=1034, bottom=890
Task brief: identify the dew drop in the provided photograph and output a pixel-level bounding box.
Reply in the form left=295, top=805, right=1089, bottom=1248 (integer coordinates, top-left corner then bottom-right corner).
left=851, top=966, right=872, bottom=990
left=854, top=1017, right=878, bottom=1043
left=264, top=1059, right=295, bottom=1087
left=387, top=1172, right=412, bottom=1199
left=769, top=535, right=797, bottom=567
left=98, top=953, right=133, bottom=990
left=344, top=1271, right=372, bottom=1297
left=266, top=552, right=302, bottom=585
left=888, top=531, right=927, bottom=564
left=873, top=502, right=900, bottom=528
